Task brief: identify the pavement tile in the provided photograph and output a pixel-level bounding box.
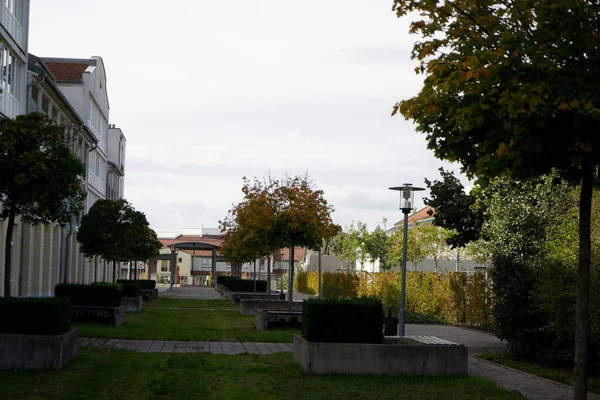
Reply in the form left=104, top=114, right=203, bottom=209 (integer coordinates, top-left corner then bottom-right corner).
left=113, top=340, right=132, bottom=350
left=79, top=338, right=90, bottom=346
left=220, top=342, right=236, bottom=355
left=275, top=343, right=293, bottom=352
left=148, top=341, right=165, bottom=352
left=264, top=342, right=282, bottom=354
left=137, top=341, right=153, bottom=352
left=253, top=342, right=271, bottom=355
left=209, top=342, right=223, bottom=354
left=104, top=339, right=120, bottom=349
left=160, top=343, right=175, bottom=353
left=232, top=342, right=247, bottom=354
left=242, top=342, right=259, bottom=354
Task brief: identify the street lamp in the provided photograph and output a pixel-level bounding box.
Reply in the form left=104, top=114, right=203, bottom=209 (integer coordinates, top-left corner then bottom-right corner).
left=389, top=183, right=425, bottom=336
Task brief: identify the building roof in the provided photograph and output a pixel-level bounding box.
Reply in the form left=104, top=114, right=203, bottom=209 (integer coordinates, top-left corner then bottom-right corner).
left=43, top=62, right=89, bottom=83
left=159, top=236, right=223, bottom=249
left=393, top=206, right=435, bottom=226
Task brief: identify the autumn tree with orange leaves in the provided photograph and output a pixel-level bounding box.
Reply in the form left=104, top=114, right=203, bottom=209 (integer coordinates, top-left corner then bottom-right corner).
left=392, top=1, right=600, bottom=397
left=220, top=174, right=340, bottom=304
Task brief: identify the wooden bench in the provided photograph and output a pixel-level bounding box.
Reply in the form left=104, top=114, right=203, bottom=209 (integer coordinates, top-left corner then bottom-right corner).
left=71, top=305, right=125, bottom=327
left=255, top=309, right=303, bottom=331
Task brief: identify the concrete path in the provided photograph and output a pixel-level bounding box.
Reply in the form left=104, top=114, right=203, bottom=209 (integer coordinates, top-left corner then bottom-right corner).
left=80, top=338, right=293, bottom=354
left=157, top=286, right=225, bottom=300
left=406, top=324, right=600, bottom=400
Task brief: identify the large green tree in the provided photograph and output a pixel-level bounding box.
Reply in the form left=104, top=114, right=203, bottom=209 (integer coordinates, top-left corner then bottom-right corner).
left=393, top=1, right=600, bottom=396
left=1, top=113, right=85, bottom=296
left=424, top=168, right=485, bottom=248
left=122, top=208, right=161, bottom=280
left=363, top=219, right=393, bottom=272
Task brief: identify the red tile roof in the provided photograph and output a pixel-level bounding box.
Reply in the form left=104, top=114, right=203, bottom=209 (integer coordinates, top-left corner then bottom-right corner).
left=43, top=62, right=89, bottom=82
left=394, top=206, right=435, bottom=226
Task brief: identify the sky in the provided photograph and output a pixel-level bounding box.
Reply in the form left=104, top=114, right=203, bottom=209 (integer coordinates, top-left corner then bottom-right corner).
left=29, top=0, right=467, bottom=233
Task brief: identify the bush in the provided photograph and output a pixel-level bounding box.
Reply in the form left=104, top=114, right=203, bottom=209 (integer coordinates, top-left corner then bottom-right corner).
left=55, top=283, right=122, bottom=307
left=120, top=283, right=141, bottom=298
left=296, top=271, right=359, bottom=299
left=0, top=297, right=71, bottom=335
left=226, top=279, right=267, bottom=292
left=302, top=297, right=384, bottom=343
left=216, top=276, right=236, bottom=285
left=117, top=279, right=156, bottom=290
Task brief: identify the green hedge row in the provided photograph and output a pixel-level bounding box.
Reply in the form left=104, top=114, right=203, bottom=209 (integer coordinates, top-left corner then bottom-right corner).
left=117, top=279, right=156, bottom=290
left=216, top=276, right=236, bottom=285
left=121, top=283, right=141, bottom=298
left=55, top=283, right=122, bottom=307
left=223, top=279, right=267, bottom=292
left=302, top=297, right=384, bottom=343
left=0, top=297, right=72, bottom=335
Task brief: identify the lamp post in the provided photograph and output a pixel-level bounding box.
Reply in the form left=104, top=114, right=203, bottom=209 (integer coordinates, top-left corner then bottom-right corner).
left=389, top=183, right=424, bottom=336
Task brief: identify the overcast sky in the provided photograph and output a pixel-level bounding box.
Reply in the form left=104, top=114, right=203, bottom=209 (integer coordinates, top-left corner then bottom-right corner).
left=30, top=1, right=466, bottom=233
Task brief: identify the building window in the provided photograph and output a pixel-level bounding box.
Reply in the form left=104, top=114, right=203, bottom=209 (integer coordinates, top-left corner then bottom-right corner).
left=161, top=266, right=168, bottom=272
left=178, top=257, right=182, bottom=263
left=0, top=46, right=22, bottom=101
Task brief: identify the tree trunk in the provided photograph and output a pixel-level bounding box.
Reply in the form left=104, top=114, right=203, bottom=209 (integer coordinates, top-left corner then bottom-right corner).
left=288, top=247, right=295, bottom=306
left=574, top=154, right=593, bottom=400
left=112, top=260, right=116, bottom=283
left=3, top=209, right=16, bottom=297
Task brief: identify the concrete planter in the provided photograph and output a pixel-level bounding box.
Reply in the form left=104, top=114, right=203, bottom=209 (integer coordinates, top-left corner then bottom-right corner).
left=140, top=289, right=154, bottom=303
left=122, top=296, right=143, bottom=312
left=72, top=305, right=125, bottom=327
left=228, top=292, right=277, bottom=305
left=0, top=328, right=78, bottom=370
left=293, top=334, right=468, bottom=376
left=152, top=288, right=159, bottom=299
left=256, top=309, right=303, bottom=330
left=240, top=299, right=303, bottom=315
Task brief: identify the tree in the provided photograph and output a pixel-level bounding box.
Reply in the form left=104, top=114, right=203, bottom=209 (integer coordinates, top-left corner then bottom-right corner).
left=419, top=223, right=449, bottom=273
left=466, top=238, right=492, bottom=269
left=393, top=1, right=600, bottom=395
left=78, top=199, right=160, bottom=282
left=424, top=168, right=485, bottom=248
left=363, top=219, right=393, bottom=272
left=390, top=222, right=427, bottom=271
left=122, top=207, right=161, bottom=280
left=274, top=174, right=341, bottom=304
left=1, top=113, right=85, bottom=296
left=331, top=221, right=368, bottom=271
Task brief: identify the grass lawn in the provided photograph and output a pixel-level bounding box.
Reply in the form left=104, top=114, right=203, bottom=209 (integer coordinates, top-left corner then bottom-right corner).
left=75, top=298, right=298, bottom=342
left=0, top=347, right=525, bottom=400
left=477, top=352, right=600, bottom=394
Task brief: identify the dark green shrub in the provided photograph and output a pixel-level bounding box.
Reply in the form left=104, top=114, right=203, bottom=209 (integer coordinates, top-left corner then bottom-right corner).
left=302, top=297, right=384, bottom=343
left=0, top=297, right=71, bottom=335
left=55, top=283, right=122, bottom=307
left=216, top=276, right=236, bottom=285
left=117, top=279, right=156, bottom=290
left=120, top=283, right=141, bottom=298
left=226, top=279, right=267, bottom=292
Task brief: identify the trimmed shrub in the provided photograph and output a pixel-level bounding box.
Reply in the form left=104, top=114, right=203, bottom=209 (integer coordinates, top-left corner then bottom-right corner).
left=226, top=279, right=267, bottom=292
left=216, top=276, right=236, bottom=285
left=120, top=283, right=141, bottom=298
left=55, top=283, right=122, bottom=307
left=302, top=297, right=384, bottom=343
left=0, top=297, right=71, bottom=335
left=117, top=279, right=156, bottom=290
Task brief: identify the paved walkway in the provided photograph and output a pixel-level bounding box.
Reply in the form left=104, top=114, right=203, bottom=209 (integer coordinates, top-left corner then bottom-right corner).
left=80, top=338, right=292, bottom=355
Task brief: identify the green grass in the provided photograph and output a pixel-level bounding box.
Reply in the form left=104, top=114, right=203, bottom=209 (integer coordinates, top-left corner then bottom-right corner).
left=477, top=352, right=600, bottom=394
left=75, top=298, right=298, bottom=342
left=0, top=347, right=525, bottom=400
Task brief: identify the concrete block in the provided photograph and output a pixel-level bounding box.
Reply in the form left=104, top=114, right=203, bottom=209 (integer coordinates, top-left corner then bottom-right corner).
left=239, top=299, right=303, bottom=315
left=255, top=309, right=303, bottom=331
left=229, top=292, right=278, bottom=305
left=0, top=328, right=78, bottom=370
left=72, top=305, right=125, bottom=327
left=293, top=334, right=468, bottom=376
left=140, top=289, right=154, bottom=303
left=122, top=296, right=143, bottom=312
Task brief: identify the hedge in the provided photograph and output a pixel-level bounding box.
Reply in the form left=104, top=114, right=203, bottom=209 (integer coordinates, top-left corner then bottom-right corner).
left=120, top=283, right=141, bottom=298
left=302, top=297, right=384, bottom=343
left=225, top=279, right=267, bottom=292
left=0, top=297, right=71, bottom=335
left=117, top=279, right=156, bottom=290
left=55, top=283, right=123, bottom=307
left=296, top=270, right=492, bottom=330
left=216, top=276, right=236, bottom=285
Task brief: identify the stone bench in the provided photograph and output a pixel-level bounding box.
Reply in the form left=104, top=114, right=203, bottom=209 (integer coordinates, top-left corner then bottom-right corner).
left=71, top=305, right=125, bottom=327
left=122, top=296, right=143, bottom=312
left=255, top=309, right=303, bottom=331
left=240, top=299, right=303, bottom=316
